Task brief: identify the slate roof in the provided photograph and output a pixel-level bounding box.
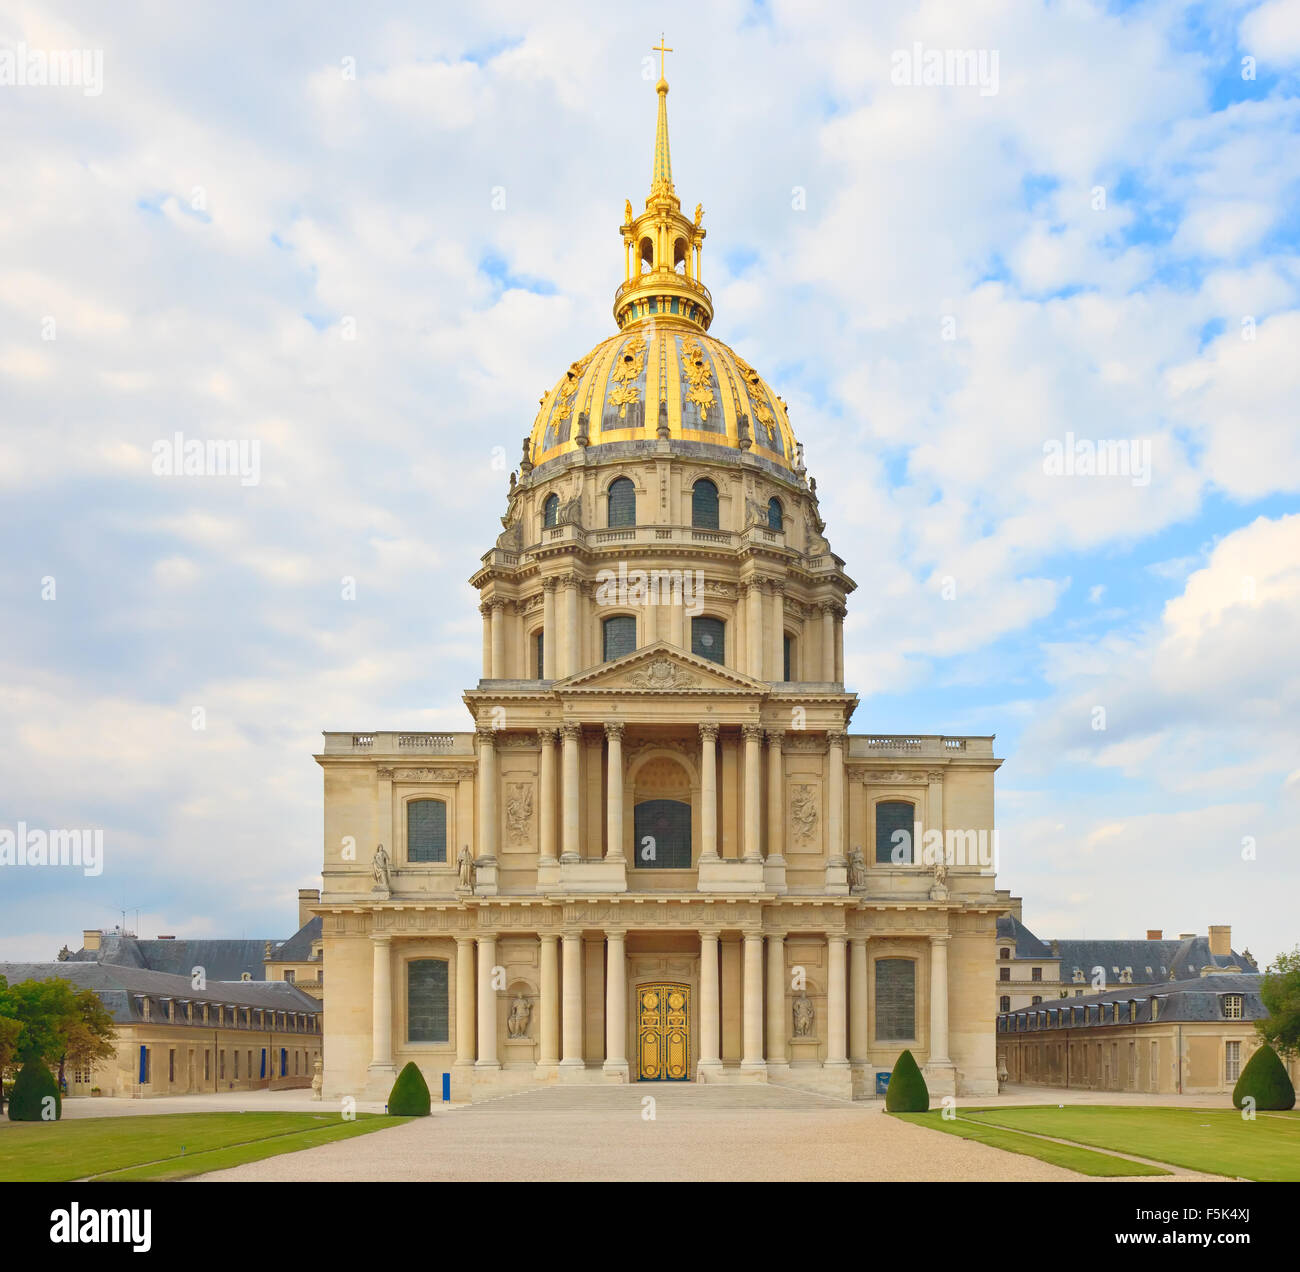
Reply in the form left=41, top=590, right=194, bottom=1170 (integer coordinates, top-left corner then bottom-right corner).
left=269, top=916, right=322, bottom=963
left=996, top=915, right=1254, bottom=988
left=0, top=962, right=321, bottom=1026
left=998, top=973, right=1263, bottom=1031
left=66, top=933, right=277, bottom=981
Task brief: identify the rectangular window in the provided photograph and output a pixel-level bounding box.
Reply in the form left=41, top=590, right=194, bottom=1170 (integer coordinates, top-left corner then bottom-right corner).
left=407, top=799, right=447, bottom=863
left=233, top=1050, right=239, bottom=1079
left=204, top=1050, right=211, bottom=1081
left=408, top=959, right=451, bottom=1043
left=603, top=614, right=637, bottom=661
left=999, top=967, right=1010, bottom=981
left=535, top=632, right=545, bottom=679
left=691, top=616, right=725, bottom=664
left=220, top=1050, right=226, bottom=1080
left=874, top=958, right=916, bottom=1040
left=168, top=1049, right=175, bottom=1083
left=634, top=799, right=692, bottom=869
left=1031, top=967, right=1042, bottom=982
left=1225, top=1040, right=1241, bottom=1082
left=1223, top=995, right=1243, bottom=1019
left=782, top=634, right=792, bottom=681
left=875, top=801, right=915, bottom=864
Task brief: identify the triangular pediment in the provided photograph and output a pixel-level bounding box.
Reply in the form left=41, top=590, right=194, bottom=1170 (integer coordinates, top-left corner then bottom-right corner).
left=558, top=641, right=768, bottom=695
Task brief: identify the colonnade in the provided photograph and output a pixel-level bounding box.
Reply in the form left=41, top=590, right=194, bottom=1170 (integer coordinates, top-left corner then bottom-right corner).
left=474, top=723, right=847, bottom=866
left=368, top=928, right=951, bottom=1075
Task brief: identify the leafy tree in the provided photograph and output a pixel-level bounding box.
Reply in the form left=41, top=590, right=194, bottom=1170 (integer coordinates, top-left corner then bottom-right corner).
left=1256, top=947, right=1300, bottom=1058
left=0, top=978, right=116, bottom=1090
left=0, top=975, right=21, bottom=1115
left=9, top=1057, right=61, bottom=1121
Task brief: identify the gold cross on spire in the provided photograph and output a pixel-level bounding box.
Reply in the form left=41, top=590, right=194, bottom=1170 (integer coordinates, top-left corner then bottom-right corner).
left=652, top=35, right=672, bottom=81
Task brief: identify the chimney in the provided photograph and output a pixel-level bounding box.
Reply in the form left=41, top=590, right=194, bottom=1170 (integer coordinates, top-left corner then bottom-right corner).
left=1146, top=930, right=1162, bottom=941
left=1208, top=925, right=1231, bottom=957
left=298, top=888, right=321, bottom=929
left=1178, top=932, right=1195, bottom=940
left=82, top=928, right=102, bottom=952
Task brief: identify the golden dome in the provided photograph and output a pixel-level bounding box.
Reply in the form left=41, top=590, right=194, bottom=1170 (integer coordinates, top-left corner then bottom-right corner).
left=528, top=320, right=799, bottom=473
left=526, top=51, right=799, bottom=477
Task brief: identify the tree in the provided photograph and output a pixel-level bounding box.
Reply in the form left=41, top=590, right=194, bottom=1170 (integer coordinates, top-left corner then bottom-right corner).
left=1256, top=947, right=1300, bottom=1058
left=884, top=1048, right=930, bottom=1113
left=0, top=975, right=21, bottom=1116
left=0, top=978, right=116, bottom=1091
left=387, top=1062, right=431, bottom=1116
left=1232, top=1044, right=1296, bottom=1111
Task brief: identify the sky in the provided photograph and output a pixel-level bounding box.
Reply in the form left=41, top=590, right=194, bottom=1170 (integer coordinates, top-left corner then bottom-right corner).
left=0, top=0, right=1297, bottom=965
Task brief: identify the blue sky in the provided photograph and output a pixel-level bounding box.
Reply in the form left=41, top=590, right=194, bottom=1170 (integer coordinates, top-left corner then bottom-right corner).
left=1, top=0, right=1298, bottom=963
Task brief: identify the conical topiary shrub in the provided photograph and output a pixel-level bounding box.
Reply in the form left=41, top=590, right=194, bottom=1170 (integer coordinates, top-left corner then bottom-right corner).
left=1232, top=1044, right=1296, bottom=1111
left=8, top=1058, right=62, bottom=1121
left=387, top=1061, right=431, bottom=1116
left=884, top=1048, right=930, bottom=1112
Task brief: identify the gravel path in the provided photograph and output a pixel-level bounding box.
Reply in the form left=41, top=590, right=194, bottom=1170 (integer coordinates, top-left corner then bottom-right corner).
left=197, top=1084, right=1087, bottom=1182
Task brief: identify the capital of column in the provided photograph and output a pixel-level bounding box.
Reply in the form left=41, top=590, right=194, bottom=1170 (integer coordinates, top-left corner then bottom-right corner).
left=371, top=933, right=393, bottom=946
left=766, top=729, right=785, bottom=747
left=826, top=730, right=846, bottom=749
left=560, top=722, right=583, bottom=741
left=489, top=598, right=508, bottom=613
left=604, top=721, right=625, bottom=741
left=479, top=601, right=492, bottom=618
left=699, top=722, right=720, bottom=742
left=929, top=932, right=951, bottom=946
left=475, top=726, right=498, bottom=746
left=741, top=723, right=764, bottom=743
left=541, top=577, right=559, bottom=593
left=537, top=727, right=559, bottom=744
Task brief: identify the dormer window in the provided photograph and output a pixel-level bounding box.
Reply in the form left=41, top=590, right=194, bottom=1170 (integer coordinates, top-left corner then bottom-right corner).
left=1223, top=994, right=1243, bottom=1020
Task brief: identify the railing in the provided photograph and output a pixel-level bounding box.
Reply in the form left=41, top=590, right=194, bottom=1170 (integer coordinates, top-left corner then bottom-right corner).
left=323, top=732, right=476, bottom=755
left=851, top=735, right=988, bottom=757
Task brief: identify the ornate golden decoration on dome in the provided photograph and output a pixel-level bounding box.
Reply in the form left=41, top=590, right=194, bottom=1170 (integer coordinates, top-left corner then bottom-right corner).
left=679, top=337, right=715, bottom=418
left=607, top=333, right=647, bottom=418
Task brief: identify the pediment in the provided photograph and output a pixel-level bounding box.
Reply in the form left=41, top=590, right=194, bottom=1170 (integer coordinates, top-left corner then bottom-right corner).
left=558, top=642, right=768, bottom=695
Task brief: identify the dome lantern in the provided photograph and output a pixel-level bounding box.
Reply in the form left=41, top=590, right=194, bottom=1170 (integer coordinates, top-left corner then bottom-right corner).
left=614, top=38, right=712, bottom=333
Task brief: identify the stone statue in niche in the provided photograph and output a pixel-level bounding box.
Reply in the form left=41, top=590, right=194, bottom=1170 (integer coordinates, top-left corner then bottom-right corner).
left=848, top=847, right=868, bottom=892
left=507, top=994, right=532, bottom=1040
left=371, top=844, right=391, bottom=895
left=792, top=990, right=815, bottom=1038
left=457, top=845, right=475, bottom=892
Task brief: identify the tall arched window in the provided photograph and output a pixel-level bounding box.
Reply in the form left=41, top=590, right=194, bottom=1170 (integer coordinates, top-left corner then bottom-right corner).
left=533, top=630, right=545, bottom=679
left=407, top=959, right=449, bottom=1042
left=691, top=616, right=725, bottom=664
left=608, top=477, right=636, bottom=528
left=874, top=958, right=916, bottom=1040
left=767, top=497, right=783, bottom=531
left=602, top=614, right=636, bottom=661
left=692, top=479, right=719, bottom=529
left=407, top=799, right=447, bottom=863
left=782, top=633, right=795, bottom=681
left=542, top=494, right=559, bottom=528
left=875, top=800, right=915, bottom=865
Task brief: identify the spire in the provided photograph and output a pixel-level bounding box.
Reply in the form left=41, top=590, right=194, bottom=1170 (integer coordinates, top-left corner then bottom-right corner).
left=651, top=35, right=673, bottom=196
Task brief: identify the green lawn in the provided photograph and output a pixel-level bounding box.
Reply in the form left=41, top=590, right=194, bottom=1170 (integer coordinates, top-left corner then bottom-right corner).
left=0, top=1112, right=409, bottom=1182
left=960, top=1105, right=1300, bottom=1182
left=894, top=1110, right=1170, bottom=1176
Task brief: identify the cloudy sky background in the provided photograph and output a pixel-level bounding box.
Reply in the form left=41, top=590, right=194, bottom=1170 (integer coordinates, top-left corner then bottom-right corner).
left=1, top=0, right=1298, bottom=963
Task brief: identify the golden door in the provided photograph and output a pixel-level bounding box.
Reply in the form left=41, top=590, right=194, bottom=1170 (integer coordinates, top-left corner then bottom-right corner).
left=637, top=983, right=690, bottom=1081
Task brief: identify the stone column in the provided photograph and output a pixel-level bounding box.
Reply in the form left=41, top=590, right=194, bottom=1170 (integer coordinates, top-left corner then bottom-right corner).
left=476, top=727, right=498, bottom=862
left=849, top=937, right=868, bottom=1062
left=542, top=579, right=557, bottom=678
left=742, top=931, right=765, bottom=1070
left=538, top=729, right=558, bottom=865
left=766, top=730, right=785, bottom=864
left=563, top=576, right=580, bottom=677
left=476, top=934, right=499, bottom=1068
left=605, top=722, right=625, bottom=861
left=827, top=731, right=846, bottom=864
left=699, top=723, right=719, bottom=861
left=768, top=582, right=784, bottom=681
left=827, top=934, right=848, bottom=1067
left=480, top=602, right=492, bottom=678
left=747, top=580, right=764, bottom=678
left=561, top=931, right=584, bottom=1069
left=603, top=929, right=628, bottom=1077
left=369, top=934, right=393, bottom=1071
left=455, top=937, right=476, bottom=1067
left=766, top=934, right=787, bottom=1065
left=490, top=599, right=506, bottom=678
left=821, top=601, right=835, bottom=681
left=561, top=723, right=581, bottom=862
left=742, top=724, right=763, bottom=863
left=930, top=933, right=951, bottom=1063
left=834, top=605, right=844, bottom=682
left=539, top=934, right=560, bottom=1066
left=699, top=929, right=721, bottom=1075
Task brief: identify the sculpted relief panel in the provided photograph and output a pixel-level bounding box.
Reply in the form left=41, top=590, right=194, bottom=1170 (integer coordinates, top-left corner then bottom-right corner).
left=788, top=782, right=820, bottom=853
